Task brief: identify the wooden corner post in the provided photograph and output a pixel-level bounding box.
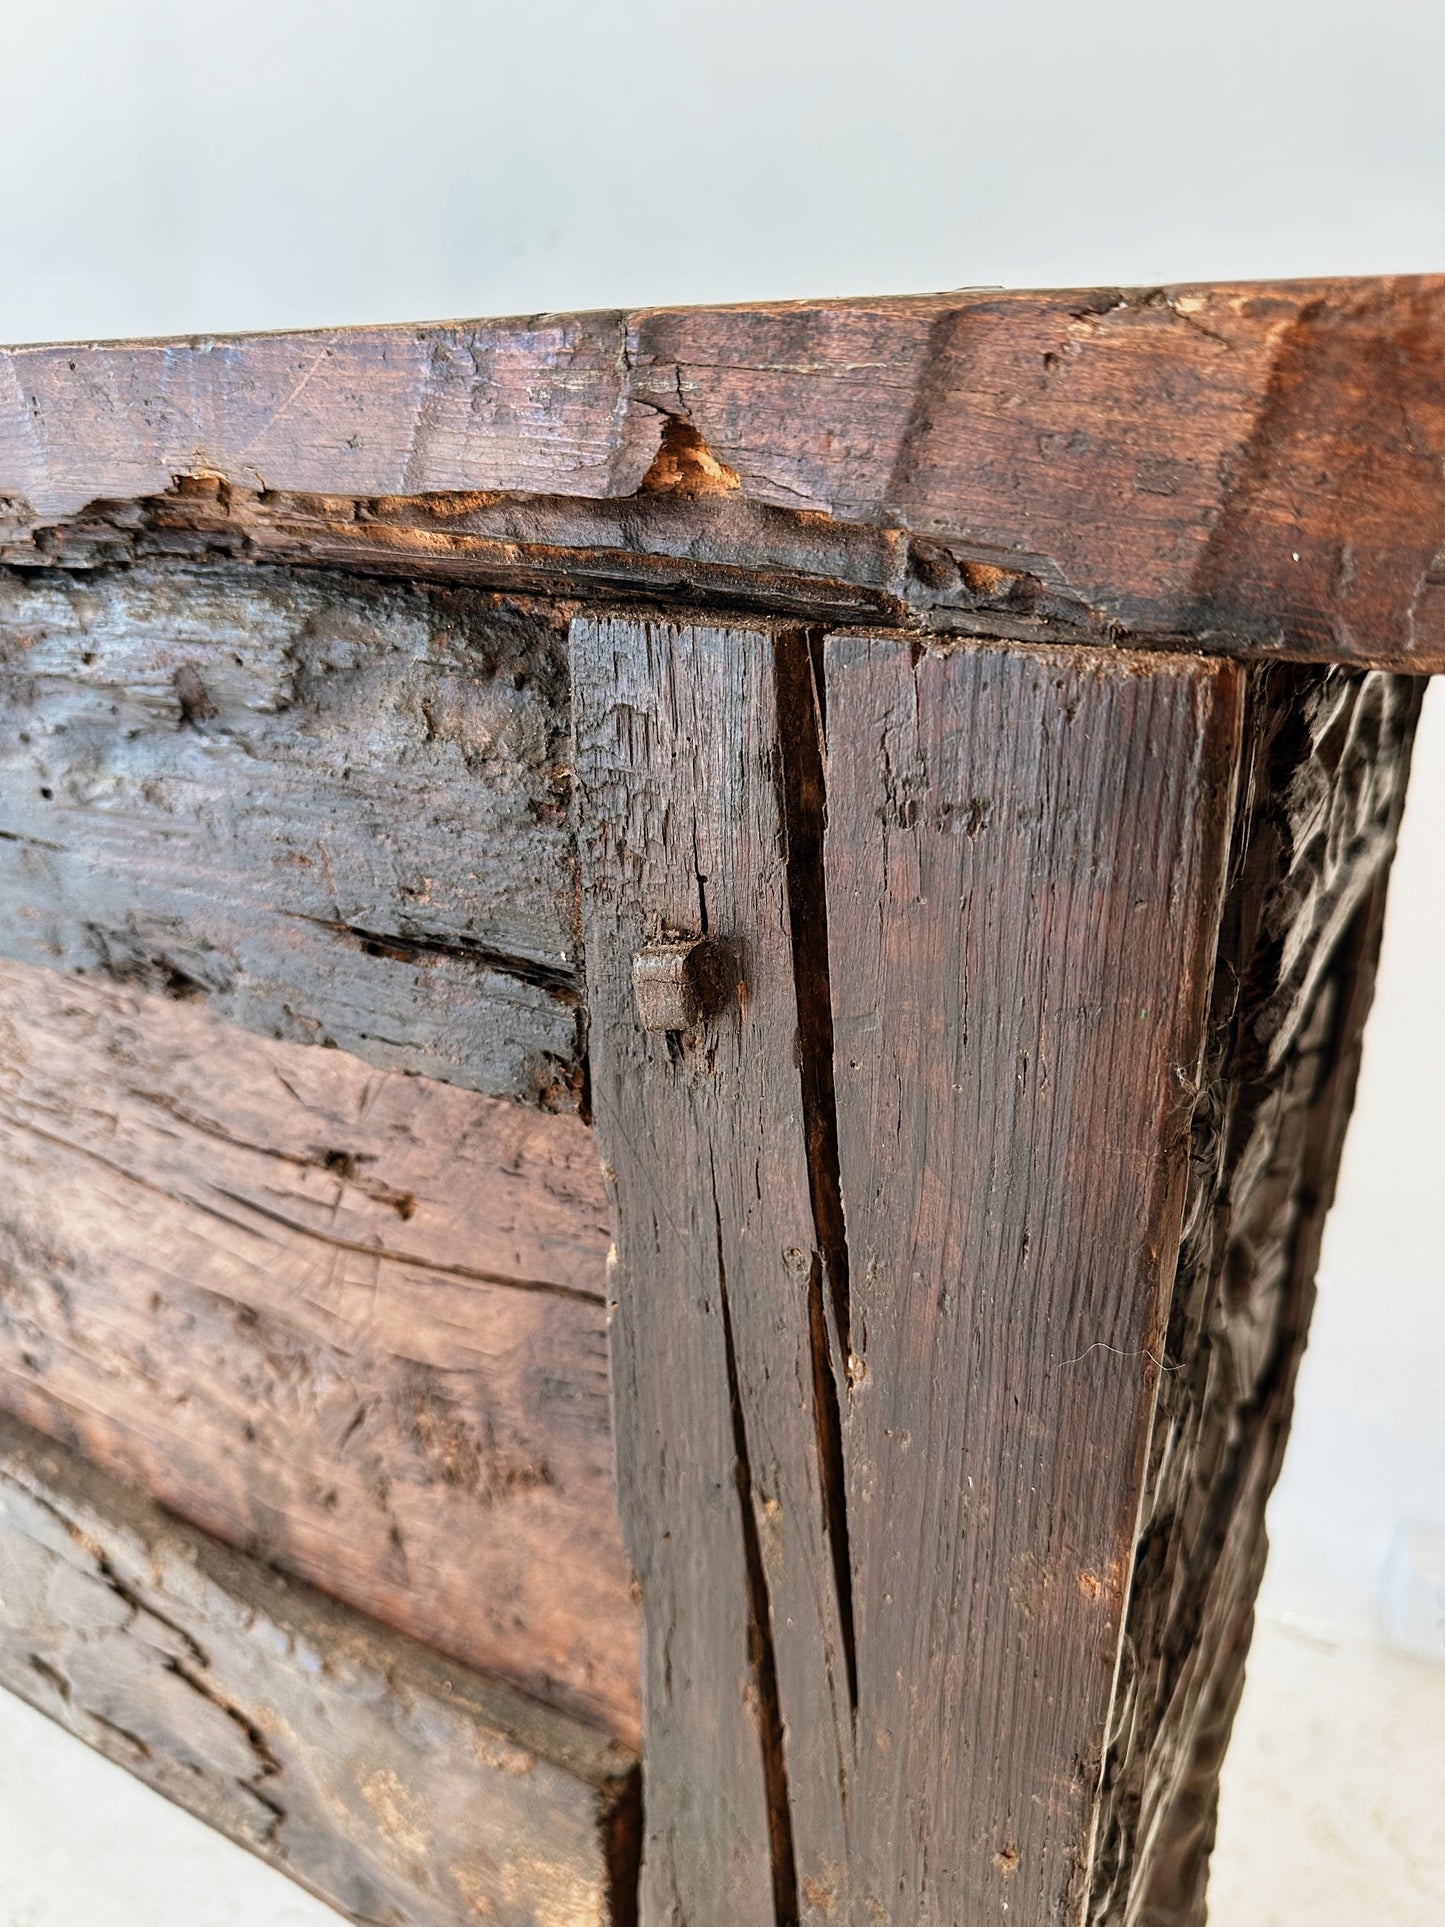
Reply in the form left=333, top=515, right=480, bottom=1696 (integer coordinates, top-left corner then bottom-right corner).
left=573, top=619, right=1419, bottom=1926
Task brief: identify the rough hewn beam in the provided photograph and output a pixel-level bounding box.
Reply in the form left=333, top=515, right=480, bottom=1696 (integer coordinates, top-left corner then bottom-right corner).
left=6, top=278, right=1445, bottom=670
left=0, top=1409, right=640, bottom=1927
left=0, top=561, right=581, bottom=1103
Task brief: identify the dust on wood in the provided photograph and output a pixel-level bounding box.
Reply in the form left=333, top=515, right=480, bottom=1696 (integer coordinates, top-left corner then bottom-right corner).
left=0, top=561, right=582, bottom=1104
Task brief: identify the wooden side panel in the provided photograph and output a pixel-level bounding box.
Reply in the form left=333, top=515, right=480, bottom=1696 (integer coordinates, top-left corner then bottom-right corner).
left=0, top=1410, right=640, bottom=1927
left=1087, top=667, right=1423, bottom=1926
left=571, top=618, right=852, bottom=1926
left=0, top=562, right=581, bottom=1103
left=0, top=958, right=640, bottom=1744
left=821, top=638, right=1244, bottom=1924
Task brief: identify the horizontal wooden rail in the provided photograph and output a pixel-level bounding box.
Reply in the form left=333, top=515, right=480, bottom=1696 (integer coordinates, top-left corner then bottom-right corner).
left=0, top=1409, right=640, bottom=1927
left=6, top=278, right=1445, bottom=671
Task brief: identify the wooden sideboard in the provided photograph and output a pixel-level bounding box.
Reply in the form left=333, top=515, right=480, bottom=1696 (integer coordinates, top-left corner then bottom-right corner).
left=0, top=277, right=1438, bottom=1926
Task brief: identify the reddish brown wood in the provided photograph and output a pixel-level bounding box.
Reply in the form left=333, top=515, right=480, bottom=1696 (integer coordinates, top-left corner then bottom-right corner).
left=0, top=1409, right=640, bottom=1927
left=7, top=280, right=1445, bottom=670
left=818, top=637, right=1243, bottom=1924
left=0, top=958, right=640, bottom=1745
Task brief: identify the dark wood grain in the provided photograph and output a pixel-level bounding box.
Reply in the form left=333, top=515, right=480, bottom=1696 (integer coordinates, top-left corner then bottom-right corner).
left=1087, top=666, right=1423, bottom=1927
left=0, top=957, right=640, bottom=1745
left=0, top=561, right=581, bottom=1103
left=7, top=280, right=1445, bottom=670
left=0, top=1408, right=640, bottom=1927
left=571, top=616, right=853, bottom=1927
left=821, top=636, right=1244, bottom=1924
left=0, top=275, right=1436, bottom=1927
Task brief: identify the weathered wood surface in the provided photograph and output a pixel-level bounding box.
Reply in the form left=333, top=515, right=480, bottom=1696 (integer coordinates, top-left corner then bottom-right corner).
left=572, top=617, right=854, bottom=1926
left=0, top=1408, right=640, bottom=1927
left=0, top=561, right=581, bottom=1103
left=1087, top=667, right=1422, bottom=1927
left=0, top=275, right=1436, bottom=1927
left=819, top=636, right=1243, bottom=1924
left=7, top=279, right=1445, bottom=669
left=572, top=617, right=1274, bottom=1925
left=0, top=957, right=640, bottom=1744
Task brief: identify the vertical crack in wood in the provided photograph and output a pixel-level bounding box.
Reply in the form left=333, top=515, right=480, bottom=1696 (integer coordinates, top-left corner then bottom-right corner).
left=710, top=1152, right=801, bottom=1927
left=1085, top=664, right=1423, bottom=1926
left=573, top=614, right=850, bottom=1924
left=775, top=627, right=859, bottom=1724
left=603, top=1763, right=644, bottom=1927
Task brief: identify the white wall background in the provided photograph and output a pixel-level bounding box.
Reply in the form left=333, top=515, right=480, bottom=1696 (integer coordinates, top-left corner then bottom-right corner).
left=0, top=2, right=1440, bottom=1920
left=5, top=0, right=1445, bottom=344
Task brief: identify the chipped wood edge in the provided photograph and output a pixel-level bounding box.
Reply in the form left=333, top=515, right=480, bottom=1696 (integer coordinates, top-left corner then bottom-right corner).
left=7, top=278, right=1445, bottom=670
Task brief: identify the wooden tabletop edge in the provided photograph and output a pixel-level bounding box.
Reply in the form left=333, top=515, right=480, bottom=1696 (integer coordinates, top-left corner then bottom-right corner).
left=5, top=273, right=1445, bottom=672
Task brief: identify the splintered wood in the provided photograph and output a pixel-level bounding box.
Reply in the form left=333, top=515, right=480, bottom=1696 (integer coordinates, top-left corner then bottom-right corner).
left=0, top=1413, right=639, bottom=1927
left=0, top=279, right=1434, bottom=1927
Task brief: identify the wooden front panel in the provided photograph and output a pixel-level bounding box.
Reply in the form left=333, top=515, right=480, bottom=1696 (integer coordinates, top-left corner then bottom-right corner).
left=0, top=954, right=640, bottom=1746
left=0, top=546, right=643, bottom=1747
left=0, top=562, right=581, bottom=1104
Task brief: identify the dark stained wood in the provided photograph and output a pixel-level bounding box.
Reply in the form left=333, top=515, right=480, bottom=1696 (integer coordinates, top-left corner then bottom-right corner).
left=571, top=617, right=853, bottom=1927
left=0, top=560, right=581, bottom=1104
left=0, top=279, right=1437, bottom=1927
left=0, top=957, right=640, bottom=1745
left=1087, top=667, right=1422, bottom=1927
left=819, top=636, right=1244, bottom=1923
left=0, top=1408, right=640, bottom=1927
left=571, top=614, right=1297, bottom=1927
left=7, top=280, right=1445, bottom=670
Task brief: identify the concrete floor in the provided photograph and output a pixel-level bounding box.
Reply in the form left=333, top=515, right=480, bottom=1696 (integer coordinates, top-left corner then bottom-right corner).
left=0, top=1680, right=335, bottom=1927
left=1210, top=1612, right=1445, bottom=1926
